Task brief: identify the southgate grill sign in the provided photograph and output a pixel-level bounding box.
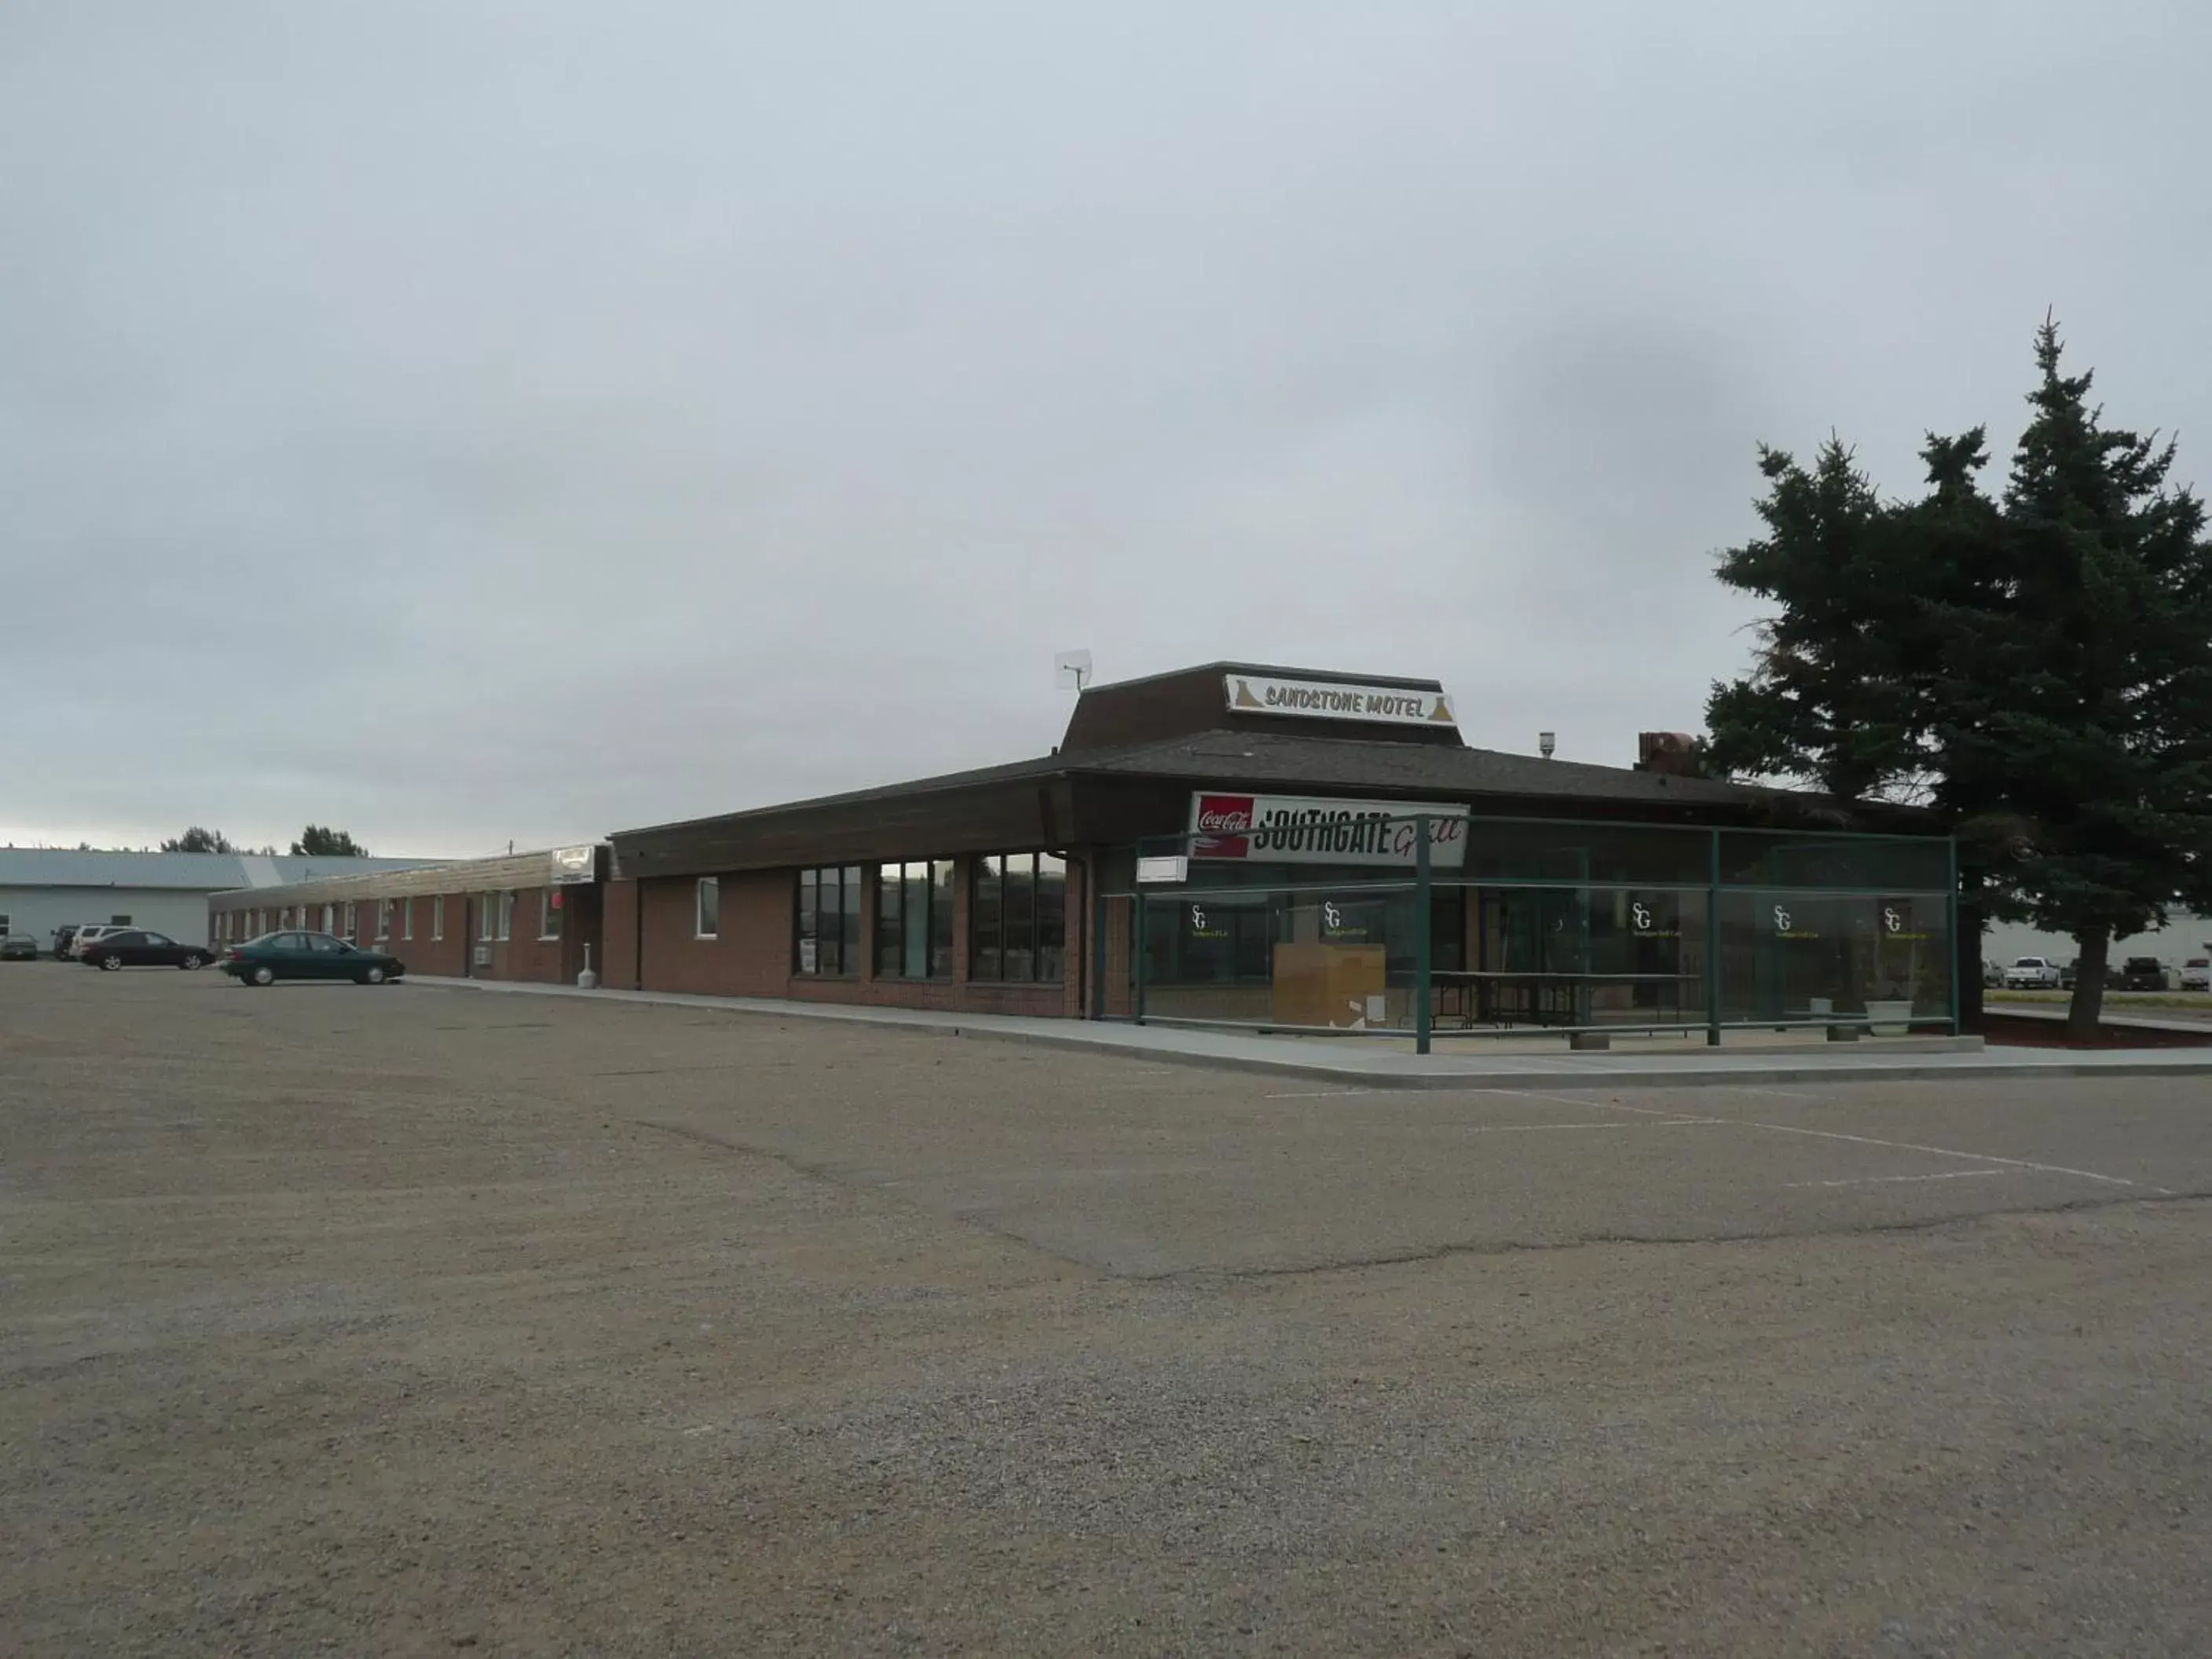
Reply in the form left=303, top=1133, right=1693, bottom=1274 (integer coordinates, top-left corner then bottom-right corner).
left=1225, top=673, right=1457, bottom=728
left=1189, top=794, right=1469, bottom=868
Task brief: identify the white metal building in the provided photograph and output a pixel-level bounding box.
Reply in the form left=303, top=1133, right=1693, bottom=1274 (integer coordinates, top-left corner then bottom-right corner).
left=0, top=850, right=441, bottom=952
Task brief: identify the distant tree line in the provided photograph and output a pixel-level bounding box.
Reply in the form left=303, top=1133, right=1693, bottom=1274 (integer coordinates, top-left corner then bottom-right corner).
left=154, top=825, right=371, bottom=858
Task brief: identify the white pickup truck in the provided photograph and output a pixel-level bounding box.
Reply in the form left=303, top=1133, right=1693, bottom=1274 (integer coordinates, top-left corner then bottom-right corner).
left=2003, top=955, right=2064, bottom=990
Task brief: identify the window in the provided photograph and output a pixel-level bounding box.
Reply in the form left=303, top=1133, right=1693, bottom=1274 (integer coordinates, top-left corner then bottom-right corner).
left=143, top=932, right=174, bottom=947
left=877, top=861, right=954, bottom=979
left=695, top=877, right=720, bottom=939
left=0, top=914, right=10, bottom=936
left=540, top=889, right=562, bottom=940
left=110, top=913, right=132, bottom=926
left=795, top=866, right=861, bottom=974
left=479, top=892, right=513, bottom=942
left=970, top=852, right=1066, bottom=982
left=309, top=934, right=344, bottom=954
left=375, top=899, right=392, bottom=940
left=432, top=895, right=445, bottom=941
left=400, top=898, right=413, bottom=942
left=343, top=901, right=358, bottom=939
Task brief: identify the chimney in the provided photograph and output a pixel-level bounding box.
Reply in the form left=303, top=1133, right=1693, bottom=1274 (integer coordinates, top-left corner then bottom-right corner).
left=1635, top=732, right=1705, bottom=777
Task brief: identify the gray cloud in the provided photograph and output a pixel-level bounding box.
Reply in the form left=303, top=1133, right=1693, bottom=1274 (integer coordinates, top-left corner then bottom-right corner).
left=4, top=0, right=2207, bottom=852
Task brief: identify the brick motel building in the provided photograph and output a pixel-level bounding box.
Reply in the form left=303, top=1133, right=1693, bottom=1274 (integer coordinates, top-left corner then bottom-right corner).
left=207, top=664, right=1965, bottom=1039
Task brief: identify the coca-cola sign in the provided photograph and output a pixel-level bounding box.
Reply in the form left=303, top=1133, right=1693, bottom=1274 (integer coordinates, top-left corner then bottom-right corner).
left=1187, top=793, right=1469, bottom=868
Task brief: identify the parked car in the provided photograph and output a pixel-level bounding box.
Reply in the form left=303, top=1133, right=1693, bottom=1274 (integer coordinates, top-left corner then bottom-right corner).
left=78, top=929, right=214, bottom=971
left=2120, top=955, right=2171, bottom=992
left=2059, top=959, right=2078, bottom=990
left=219, top=931, right=405, bottom=987
left=64, top=924, right=130, bottom=959
left=2003, top=955, right=2063, bottom=990
left=1982, top=961, right=2006, bottom=989
left=50, top=923, right=80, bottom=958
left=1, top=934, right=38, bottom=961
left=2183, top=958, right=2211, bottom=992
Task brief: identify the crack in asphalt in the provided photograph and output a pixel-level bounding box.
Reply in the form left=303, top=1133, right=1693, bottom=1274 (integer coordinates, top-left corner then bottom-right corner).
left=1139, top=1189, right=2212, bottom=1285
left=632, top=1114, right=2212, bottom=1287
left=628, top=1116, right=1106, bottom=1275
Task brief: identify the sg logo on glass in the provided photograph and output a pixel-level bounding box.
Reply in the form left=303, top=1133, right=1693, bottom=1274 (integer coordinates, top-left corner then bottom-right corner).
left=1773, top=905, right=1793, bottom=932
left=1189, top=905, right=1206, bottom=930
left=1883, top=906, right=1903, bottom=934
left=1632, top=902, right=1653, bottom=931
left=1324, top=902, right=1343, bottom=928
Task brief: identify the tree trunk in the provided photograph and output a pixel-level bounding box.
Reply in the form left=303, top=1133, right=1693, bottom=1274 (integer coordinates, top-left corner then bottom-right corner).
left=2067, top=927, right=2110, bottom=1042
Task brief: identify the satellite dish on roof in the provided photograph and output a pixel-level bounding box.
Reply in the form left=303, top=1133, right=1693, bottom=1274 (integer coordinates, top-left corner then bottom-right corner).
left=1054, top=649, right=1093, bottom=692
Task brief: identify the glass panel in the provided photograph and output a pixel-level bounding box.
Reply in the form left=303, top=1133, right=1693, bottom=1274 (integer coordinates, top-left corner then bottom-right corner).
left=903, top=862, right=928, bottom=980
left=1718, top=831, right=1950, bottom=892
left=1716, top=889, right=1950, bottom=1027
left=840, top=867, right=862, bottom=975
left=972, top=855, right=1002, bottom=980
left=1458, top=819, right=1712, bottom=887
left=1141, top=891, right=1275, bottom=1021
left=930, top=860, right=954, bottom=979
left=1004, top=854, right=1036, bottom=981
left=1036, top=853, right=1066, bottom=983
left=877, top=863, right=902, bottom=976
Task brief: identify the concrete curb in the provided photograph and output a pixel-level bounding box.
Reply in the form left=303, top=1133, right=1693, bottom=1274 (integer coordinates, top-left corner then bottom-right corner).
left=403, top=976, right=2212, bottom=1091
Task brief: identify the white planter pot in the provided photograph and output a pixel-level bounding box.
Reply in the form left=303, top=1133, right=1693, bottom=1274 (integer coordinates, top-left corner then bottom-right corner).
left=1864, top=999, right=1914, bottom=1038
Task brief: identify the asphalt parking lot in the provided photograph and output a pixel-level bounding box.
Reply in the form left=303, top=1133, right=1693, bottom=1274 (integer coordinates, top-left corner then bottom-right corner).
left=5, top=966, right=2212, bottom=1656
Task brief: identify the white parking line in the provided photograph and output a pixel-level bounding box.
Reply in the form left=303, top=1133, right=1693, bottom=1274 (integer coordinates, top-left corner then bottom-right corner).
left=1464, top=1119, right=1726, bottom=1134
left=1786, top=1168, right=2016, bottom=1189
left=1474, top=1087, right=2143, bottom=1188
left=1472, top=1087, right=1690, bottom=1119
left=1738, top=1120, right=2137, bottom=1187
left=1262, top=1088, right=1374, bottom=1099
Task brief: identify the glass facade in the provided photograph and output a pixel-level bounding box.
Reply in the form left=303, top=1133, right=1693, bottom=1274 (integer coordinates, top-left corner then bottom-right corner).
left=1122, top=814, right=1955, bottom=1041
left=971, top=853, right=1066, bottom=983
left=797, top=866, right=862, bottom=975
left=877, top=860, right=954, bottom=979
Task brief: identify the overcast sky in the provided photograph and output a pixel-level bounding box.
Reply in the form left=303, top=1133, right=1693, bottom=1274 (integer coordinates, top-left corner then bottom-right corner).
left=4, top=1, right=2207, bottom=855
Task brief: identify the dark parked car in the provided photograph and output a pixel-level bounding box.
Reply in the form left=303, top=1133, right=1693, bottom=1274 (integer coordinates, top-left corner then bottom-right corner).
left=219, top=931, right=405, bottom=987
left=2, top=934, right=38, bottom=961
left=51, top=923, right=80, bottom=958
left=2121, top=956, right=2170, bottom=992
left=78, top=929, right=214, bottom=971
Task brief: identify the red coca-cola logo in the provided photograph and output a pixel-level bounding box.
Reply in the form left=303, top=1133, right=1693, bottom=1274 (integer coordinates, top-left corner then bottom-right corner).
left=1194, top=794, right=1255, bottom=833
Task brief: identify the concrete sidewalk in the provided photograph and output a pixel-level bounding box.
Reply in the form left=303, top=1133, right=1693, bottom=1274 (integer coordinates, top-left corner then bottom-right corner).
left=405, top=976, right=2212, bottom=1089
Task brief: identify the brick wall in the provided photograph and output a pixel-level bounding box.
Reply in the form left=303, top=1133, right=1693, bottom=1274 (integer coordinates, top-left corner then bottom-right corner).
left=635, top=855, right=1096, bottom=1018
left=207, top=884, right=602, bottom=987
left=604, top=878, right=639, bottom=988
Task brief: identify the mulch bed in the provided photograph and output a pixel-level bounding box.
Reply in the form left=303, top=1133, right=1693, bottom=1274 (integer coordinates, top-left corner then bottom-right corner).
left=1974, top=1011, right=2212, bottom=1050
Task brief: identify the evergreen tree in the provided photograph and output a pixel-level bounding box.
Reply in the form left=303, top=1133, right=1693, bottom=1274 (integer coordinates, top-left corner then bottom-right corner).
left=1708, top=320, right=2212, bottom=1037
left=161, top=826, right=235, bottom=854
left=1955, top=321, right=2212, bottom=1031
left=291, top=826, right=369, bottom=858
